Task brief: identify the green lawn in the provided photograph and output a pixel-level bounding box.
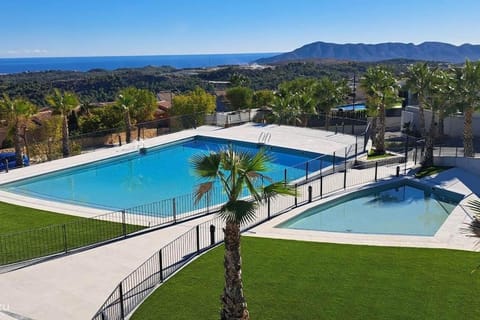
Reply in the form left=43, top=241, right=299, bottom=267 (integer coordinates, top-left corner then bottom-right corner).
left=415, top=166, right=452, bottom=178
left=132, top=237, right=480, bottom=320
left=0, top=202, right=144, bottom=265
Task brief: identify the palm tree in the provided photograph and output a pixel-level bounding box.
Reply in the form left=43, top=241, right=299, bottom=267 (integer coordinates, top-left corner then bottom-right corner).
left=421, top=69, right=454, bottom=167
left=406, top=63, right=433, bottom=137
left=360, top=66, right=399, bottom=154
left=46, top=88, right=79, bottom=157
left=191, top=147, right=295, bottom=320
left=453, top=60, right=480, bottom=157
left=116, top=87, right=157, bottom=143
left=314, top=77, right=349, bottom=130
left=117, top=92, right=134, bottom=144
left=0, top=95, right=36, bottom=166
left=271, top=93, right=300, bottom=125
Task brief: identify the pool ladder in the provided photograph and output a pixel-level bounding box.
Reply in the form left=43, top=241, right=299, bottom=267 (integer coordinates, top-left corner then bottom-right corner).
left=258, top=132, right=271, bottom=145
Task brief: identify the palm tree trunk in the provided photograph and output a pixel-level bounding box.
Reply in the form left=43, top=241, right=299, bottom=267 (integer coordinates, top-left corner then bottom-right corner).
left=464, top=107, right=474, bottom=157
left=125, top=110, right=132, bottom=144
left=438, top=108, right=445, bottom=137
left=221, top=221, right=249, bottom=320
left=13, top=122, right=23, bottom=167
left=375, top=106, right=386, bottom=154
left=62, top=115, right=70, bottom=158
left=422, top=110, right=436, bottom=167
left=418, top=99, right=426, bottom=137
left=325, top=112, right=330, bottom=131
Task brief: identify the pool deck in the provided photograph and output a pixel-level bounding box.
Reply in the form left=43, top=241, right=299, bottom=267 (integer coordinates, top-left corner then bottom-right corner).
left=0, top=124, right=479, bottom=320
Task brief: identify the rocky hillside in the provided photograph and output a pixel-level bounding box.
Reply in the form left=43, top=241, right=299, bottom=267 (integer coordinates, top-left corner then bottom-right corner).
left=256, top=41, right=480, bottom=64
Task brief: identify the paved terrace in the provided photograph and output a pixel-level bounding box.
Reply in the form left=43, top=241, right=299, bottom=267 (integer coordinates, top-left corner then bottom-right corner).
left=0, top=125, right=478, bottom=319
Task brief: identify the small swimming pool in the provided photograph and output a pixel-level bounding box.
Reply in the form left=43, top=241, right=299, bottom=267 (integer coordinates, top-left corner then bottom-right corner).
left=335, top=103, right=366, bottom=111
left=278, top=180, right=463, bottom=236
left=1, top=136, right=338, bottom=211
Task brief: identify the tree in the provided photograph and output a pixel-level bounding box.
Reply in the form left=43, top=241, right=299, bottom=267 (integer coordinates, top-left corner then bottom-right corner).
left=452, top=60, right=480, bottom=157
left=45, top=88, right=79, bottom=157
left=171, top=87, right=216, bottom=127
left=314, top=77, right=349, bottom=130
left=191, top=147, right=295, bottom=320
left=252, top=89, right=274, bottom=109
left=229, top=73, right=250, bottom=87
left=421, top=69, right=454, bottom=167
left=406, top=63, right=432, bottom=137
left=270, top=92, right=300, bottom=125
left=116, top=87, right=157, bottom=143
left=0, top=95, right=37, bottom=166
left=360, top=66, right=399, bottom=154
left=225, top=86, right=253, bottom=111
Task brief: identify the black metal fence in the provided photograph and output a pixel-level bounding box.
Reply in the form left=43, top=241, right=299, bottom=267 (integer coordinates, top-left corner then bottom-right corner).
left=0, top=136, right=366, bottom=267
left=91, top=157, right=403, bottom=320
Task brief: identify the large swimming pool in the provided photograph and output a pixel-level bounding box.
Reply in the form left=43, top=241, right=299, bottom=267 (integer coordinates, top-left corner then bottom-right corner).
left=1, top=136, right=337, bottom=211
left=278, top=180, right=463, bottom=236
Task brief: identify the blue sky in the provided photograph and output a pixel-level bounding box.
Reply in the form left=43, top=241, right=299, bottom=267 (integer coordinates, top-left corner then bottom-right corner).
left=1, top=0, right=479, bottom=58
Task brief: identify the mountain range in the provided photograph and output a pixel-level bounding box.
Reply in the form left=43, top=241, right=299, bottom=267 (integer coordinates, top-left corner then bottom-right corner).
left=256, top=41, right=480, bottom=64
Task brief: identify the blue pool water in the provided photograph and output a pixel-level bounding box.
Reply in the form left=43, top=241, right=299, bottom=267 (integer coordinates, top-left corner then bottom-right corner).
left=1, top=136, right=337, bottom=211
left=278, top=181, right=463, bottom=236
left=335, top=103, right=366, bottom=111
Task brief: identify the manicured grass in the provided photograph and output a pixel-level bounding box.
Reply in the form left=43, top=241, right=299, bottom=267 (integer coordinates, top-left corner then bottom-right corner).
left=415, top=166, right=452, bottom=178
left=132, top=237, right=480, bottom=320
left=0, top=201, right=82, bottom=233
left=0, top=202, right=144, bottom=265
left=367, top=152, right=394, bottom=160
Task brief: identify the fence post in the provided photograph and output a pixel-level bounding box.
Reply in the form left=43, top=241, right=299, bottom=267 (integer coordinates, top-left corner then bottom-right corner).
left=374, top=162, right=378, bottom=182
left=343, top=169, right=347, bottom=189
left=3, top=159, right=8, bottom=173
left=354, top=135, right=358, bottom=162
left=320, top=158, right=323, bottom=176
left=439, top=145, right=442, bottom=157
left=118, top=135, right=122, bottom=146
left=305, top=162, right=309, bottom=181
left=455, top=146, right=458, bottom=158
left=119, top=282, right=126, bottom=320
left=414, top=144, right=418, bottom=165
left=284, top=169, right=287, bottom=186
left=210, top=225, right=216, bottom=246
left=159, top=249, right=164, bottom=282
left=335, top=124, right=338, bottom=134
left=308, top=186, right=312, bottom=203
left=137, top=126, right=141, bottom=141
left=396, top=166, right=400, bottom=177
left=196, top=225, right=200, bottom=253
left=267, top=198, right=271, bottom=220
left=172, top=198, right=177, bottom=223
left=320, top=175, right=323, bottom=199
left=294, top=184, right=298, bottom=207
left=62, top=224, right=68, bottom=253
left=332, top=152, right=336, bottom=173
left=121, top=210, right=127, bottom=238
left=342, top=122, right=345, bottom=134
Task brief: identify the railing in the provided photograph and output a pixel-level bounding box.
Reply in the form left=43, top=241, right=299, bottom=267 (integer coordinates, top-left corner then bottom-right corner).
left=0, top=137, right=366, bottom=267
left=92, top=159, right=403, bottom=320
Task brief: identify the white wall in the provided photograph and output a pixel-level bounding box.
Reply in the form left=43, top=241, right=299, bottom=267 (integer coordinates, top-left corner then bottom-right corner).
left=403, top=106, right=480, bottom=137
left=434, top=156, right=480, bottom=176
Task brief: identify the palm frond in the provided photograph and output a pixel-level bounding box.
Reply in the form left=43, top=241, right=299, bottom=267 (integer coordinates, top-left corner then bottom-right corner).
left=190, top=152, right=222, bottom=178
left=467, top=199, right=480, bottom=217
left=262, top=182, right=297, bottom=201
left=193, top=182, right=213, bottom=205
left=219, top=200, right=258, bottom=224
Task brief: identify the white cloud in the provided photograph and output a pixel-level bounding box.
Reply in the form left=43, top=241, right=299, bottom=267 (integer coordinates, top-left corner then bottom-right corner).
left=2, top=49, right=49, bottom=57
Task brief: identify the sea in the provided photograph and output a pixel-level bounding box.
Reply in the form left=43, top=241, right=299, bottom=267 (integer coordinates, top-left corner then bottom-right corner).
left=0, top=52, right=279, bottom=74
